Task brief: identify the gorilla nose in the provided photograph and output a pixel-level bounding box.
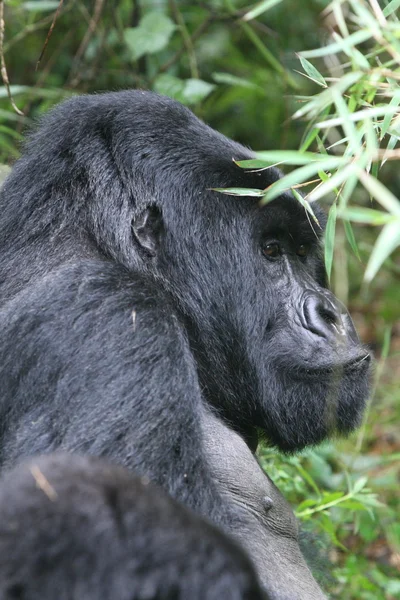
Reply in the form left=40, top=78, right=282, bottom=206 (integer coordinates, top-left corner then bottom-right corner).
left=301, top=291, right=359, bottom=344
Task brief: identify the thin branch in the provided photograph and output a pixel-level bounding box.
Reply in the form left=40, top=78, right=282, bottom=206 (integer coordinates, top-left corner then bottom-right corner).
left=68, top=0, right=106, bottom=87
left=169, top=0, right=199, bottom=79
left=36, top=0, right=65, bottom=71
left=0, top=0, right=23, bottom=116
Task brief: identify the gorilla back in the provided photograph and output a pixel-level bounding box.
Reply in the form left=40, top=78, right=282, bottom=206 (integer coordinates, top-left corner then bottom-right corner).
left=0, top=91, right=370, bottom=592
left=0, top=454, right=264, bottom=600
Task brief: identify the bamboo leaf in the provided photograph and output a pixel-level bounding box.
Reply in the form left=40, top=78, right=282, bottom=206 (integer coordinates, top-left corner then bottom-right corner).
left=292, top=188, right=320, bottom=226
left=325, top=203, right=337, bottom=283
left=383, top=0, right=400, bottom=17
left=299, top=30, right=373, bottom=58
left=242, top=0, right=283, bottom=21
left=235, top=159, right=274, bottom=170
left=263, top=158, right=346, bottom=202
left=357, top=170, right=400, bottom=216
left=316, top=105, right=399, bottom=129
left=365, top=220, right=400, bottom=281
left=339, top=207, right=394, bottom=225
left=255, top=151, right=346, bottom=166
left=343, top=220, right=361, bottom=260
left=308, top=163, right=359, bottom=203
left=298, top=55, right=327, bottom=87
left=212, top=187, right=264, bottom=197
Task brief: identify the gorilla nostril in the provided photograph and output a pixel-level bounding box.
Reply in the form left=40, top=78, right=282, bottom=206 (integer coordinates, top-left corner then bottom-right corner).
left=317, top=306, right=338, bottom=327
left=302, top=292, right=344, bottom=340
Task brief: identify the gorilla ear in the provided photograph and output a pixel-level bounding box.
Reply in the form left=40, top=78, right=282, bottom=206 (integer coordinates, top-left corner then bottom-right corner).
left=131, top=206, right=163, bottom=257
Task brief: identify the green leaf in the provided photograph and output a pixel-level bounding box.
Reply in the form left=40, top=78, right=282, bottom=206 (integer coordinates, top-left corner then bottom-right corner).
left=242, top=0, right=283, bottom=21
left=352, top=476, right=368, bottom=495
left=22, top=1, right=59, bottom=10
left=357, top=170, right=400, bottom=216
left=182, top=79, right=215, bottom=104
left=324, top=203, right=337, bottom=283
left=308, top=163, right=360, bottom=203
left=380, top=88, right=400, bottom=140
left=263, top=158, right=346, bottom=202
left=383, top=0, right=400, bottom=17
left=153, top=76, right=214, bottom=106
left=338, top=207, right=394, bottom=226
left=212, top=187, right=264, bottom=197
left=292, top=188, right=320, bottom=226
left=296, top=498, right=319, bottom=512
left=299, top=29, right=373, bottom=58
left=124, top=13, right=176, bottom=60
left=316, top=104, right=399, bottom=129
left=235, top=159, right=275, bottom=170
left=298, top=55, right=326, bottom=87
left=336, top=500, right=369, bottom=511
left=321, top=491, right=344, bottom=504
left=365, top=220, right=400, bottom=281
left=292, top=72, right=363, bottom=120
left=254, top=151, right=347, bottom=166
left=212, top=72, right=262, bottom=91
left=153, top=74, right=185, bottom=103
left=343, top=220, right=361, bottom=260
left=0, top=85, right=29, bottom=98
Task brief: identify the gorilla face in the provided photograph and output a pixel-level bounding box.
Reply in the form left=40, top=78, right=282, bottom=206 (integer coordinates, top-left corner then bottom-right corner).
left=156, top=180, right=371, bottom=452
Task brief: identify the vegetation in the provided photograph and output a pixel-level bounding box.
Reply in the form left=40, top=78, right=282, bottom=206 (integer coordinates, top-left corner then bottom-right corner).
left=0, top=1, right=399, bottom=598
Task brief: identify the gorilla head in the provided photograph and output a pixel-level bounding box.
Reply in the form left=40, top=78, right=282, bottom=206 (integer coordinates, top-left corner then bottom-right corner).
left=0, top=91, right=371, bottom=454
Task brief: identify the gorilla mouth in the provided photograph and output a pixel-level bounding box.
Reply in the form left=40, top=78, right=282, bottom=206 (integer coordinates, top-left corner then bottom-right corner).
left=296, top=352, right=371, bottom=379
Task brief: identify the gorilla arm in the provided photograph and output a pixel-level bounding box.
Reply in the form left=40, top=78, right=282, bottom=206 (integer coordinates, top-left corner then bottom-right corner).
left=201, top=409, right=327, bottom=600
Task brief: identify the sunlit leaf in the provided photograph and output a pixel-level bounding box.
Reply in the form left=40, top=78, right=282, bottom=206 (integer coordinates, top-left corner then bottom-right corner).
left=212, top=72, right=262, bottom=91
left=242, top=0, right=283, bottom=22
left=183, top=79, right=215, bottom=104
left=357, top=170, right=400, bottom=216
left=343, top=220, right=361, bottom=260
left=339, top=207, right=394, bottom=225
left=263, top=158, right=346, bottom=202
left=365, top=220, right=400, bottom=281
left=383, top=0, right=400, bottom=17
left=212, top=187, right=264, bottom=197
left=352, top=476, right=368, bottom=495
left=308, top=163, right=359, bottom=203
left=292, top=188, right=320, bottom=226
left=254, top=151, right=346, bottom=166
left=22, top=1, right=59, bottom=10
left=235, top=159, right=274, bottom=169
left=297, top=55, right=327, bottom=87
left=325, top=203, right=337, bottom=283
left=380, top=88, right=400, bottom=139
left=299, top=29, right=372, bottom=58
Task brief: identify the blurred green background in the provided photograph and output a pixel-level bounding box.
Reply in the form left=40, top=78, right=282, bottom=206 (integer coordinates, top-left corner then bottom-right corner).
left=0, top=1, right=399, bottom=598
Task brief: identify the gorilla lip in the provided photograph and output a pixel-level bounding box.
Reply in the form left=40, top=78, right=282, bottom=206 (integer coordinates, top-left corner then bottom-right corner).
left=296, top=352, right=371, bottom=378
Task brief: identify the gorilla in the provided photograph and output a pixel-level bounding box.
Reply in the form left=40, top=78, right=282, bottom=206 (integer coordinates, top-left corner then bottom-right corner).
left=0, top=91, right=371, bottom=597
left=0, top=453, right=265, bottom=600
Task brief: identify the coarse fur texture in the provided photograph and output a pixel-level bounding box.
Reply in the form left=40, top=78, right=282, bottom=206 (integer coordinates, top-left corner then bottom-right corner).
left=0, top=454, right=265, bottom=600
left=0, top=91, right=371, bottom=597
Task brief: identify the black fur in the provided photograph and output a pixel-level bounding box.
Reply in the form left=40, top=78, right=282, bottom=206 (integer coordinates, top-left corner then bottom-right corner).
left=0, top=91, right=371, bottom=594
left=0, top=454, right=264, bottom=600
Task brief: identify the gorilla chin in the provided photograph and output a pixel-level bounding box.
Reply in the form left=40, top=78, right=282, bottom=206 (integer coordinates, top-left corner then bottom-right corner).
left=263, top=355, right=371, bottom=452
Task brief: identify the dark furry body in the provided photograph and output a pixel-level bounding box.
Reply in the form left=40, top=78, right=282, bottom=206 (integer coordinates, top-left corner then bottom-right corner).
left=0, top=91, right=371, bottom=597
left=0, top=454, right=264, bottom=600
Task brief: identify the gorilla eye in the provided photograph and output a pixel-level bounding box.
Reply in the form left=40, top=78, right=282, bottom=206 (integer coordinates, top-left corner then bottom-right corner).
left=296, top=244, right=309, bottom=258
left=262, top=243, right=281, bottom=259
